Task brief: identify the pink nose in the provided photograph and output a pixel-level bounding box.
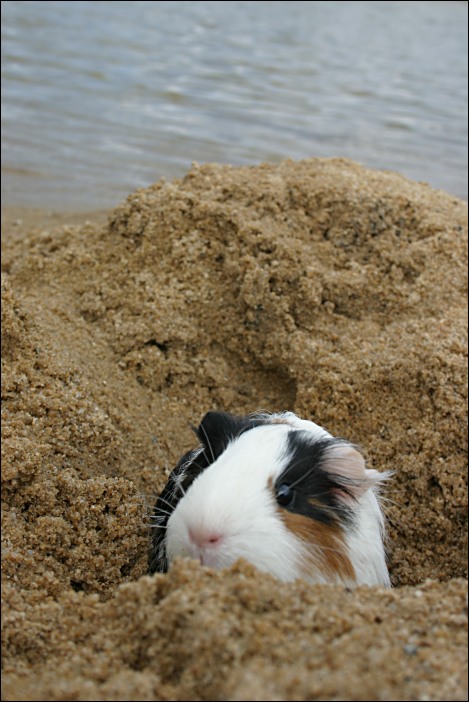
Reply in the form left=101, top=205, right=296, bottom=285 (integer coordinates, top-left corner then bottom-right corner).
left=188, top=526, right=223, bottom=549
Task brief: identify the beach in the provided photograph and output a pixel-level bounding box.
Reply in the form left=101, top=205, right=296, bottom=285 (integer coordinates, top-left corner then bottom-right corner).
left=1, top=157, right=468, bottom=700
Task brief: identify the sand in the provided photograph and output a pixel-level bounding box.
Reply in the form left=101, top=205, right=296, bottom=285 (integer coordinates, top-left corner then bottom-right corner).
left=1, top=158, right=467, bottom=701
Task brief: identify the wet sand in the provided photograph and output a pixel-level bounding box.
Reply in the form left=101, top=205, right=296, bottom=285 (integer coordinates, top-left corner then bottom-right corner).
left=1, top=158, right=467, bottom=700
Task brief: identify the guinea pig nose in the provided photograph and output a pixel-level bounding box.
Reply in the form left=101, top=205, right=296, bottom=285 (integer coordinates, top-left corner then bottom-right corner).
left=188, top=526, right=223, bottom=549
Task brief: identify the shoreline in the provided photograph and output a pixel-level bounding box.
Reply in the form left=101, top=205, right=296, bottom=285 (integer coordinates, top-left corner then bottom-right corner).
left=1, top=205, right=110, bottom=244
left=2, top=168, right=467, bottom=244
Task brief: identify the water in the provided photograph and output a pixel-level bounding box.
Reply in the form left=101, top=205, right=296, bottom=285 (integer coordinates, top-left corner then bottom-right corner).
left=1, top=0, right=467, bottom=211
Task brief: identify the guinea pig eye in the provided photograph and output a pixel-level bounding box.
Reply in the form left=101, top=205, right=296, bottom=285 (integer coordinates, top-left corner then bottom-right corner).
left=276, top=483, right=294, bottom=508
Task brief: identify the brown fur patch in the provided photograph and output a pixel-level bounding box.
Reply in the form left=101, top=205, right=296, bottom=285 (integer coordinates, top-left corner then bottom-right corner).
left=279, top=509, right=356, bottom=583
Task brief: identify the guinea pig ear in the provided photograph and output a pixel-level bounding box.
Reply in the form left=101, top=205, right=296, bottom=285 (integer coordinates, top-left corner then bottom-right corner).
left=322, top=441, right=383, bottom=501
left=194, top=411, right=244, bottom=463
left=195, top=411, right=271, bottom=464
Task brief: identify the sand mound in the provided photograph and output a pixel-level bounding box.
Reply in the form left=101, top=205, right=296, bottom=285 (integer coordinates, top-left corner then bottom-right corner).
left=1, top=159, right=467, bottom=700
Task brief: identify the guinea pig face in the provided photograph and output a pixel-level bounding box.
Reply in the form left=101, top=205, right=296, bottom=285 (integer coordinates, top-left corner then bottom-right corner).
left=149, top=411, right=391, bottom=588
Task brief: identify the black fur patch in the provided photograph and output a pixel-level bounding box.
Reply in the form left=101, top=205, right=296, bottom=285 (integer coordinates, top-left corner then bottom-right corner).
left=148, top=448, right=201, bottom=573
left=194, top=411, right=270, bottom=464
left=275, top=432, right=356, bottom=528
left=148, top=412, right=269, bottom=573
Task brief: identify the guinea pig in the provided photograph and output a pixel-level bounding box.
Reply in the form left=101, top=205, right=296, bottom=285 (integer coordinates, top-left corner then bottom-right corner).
left=148, top=411, right=391, bottom=588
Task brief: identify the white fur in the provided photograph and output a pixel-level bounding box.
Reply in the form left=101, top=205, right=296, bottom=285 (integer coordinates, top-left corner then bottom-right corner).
left=165, top=414, right=391, bottom=587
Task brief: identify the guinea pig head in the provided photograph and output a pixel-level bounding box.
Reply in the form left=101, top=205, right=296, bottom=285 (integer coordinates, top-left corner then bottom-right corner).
left=149, top=411, right=391, bottom=587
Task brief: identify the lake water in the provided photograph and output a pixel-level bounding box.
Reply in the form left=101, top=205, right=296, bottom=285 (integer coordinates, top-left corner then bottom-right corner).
left=1, top=0, right=468, bottom=211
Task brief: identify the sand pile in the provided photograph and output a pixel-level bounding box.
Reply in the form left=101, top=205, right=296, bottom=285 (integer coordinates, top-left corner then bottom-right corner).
left=1, top=158, right=467, bottom=700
